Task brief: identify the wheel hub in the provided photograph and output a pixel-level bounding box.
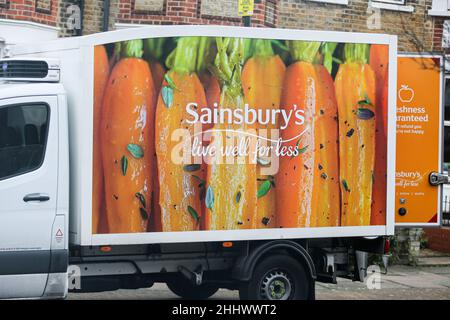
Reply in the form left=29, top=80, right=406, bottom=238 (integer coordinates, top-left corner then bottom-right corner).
left=260, top=270, right=293, bottom=300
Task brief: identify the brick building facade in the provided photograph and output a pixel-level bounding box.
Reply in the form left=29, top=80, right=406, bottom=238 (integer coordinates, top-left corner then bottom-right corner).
left=86, top=0, right=441, bottom=53
left=0, top=0, right=58, bottom=26
left=1, top=0, right=450, bottom=53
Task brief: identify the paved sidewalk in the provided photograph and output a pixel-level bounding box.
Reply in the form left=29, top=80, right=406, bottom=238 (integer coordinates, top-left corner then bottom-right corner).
left=316, top=265, right=450, bottom=300
left=69, top=264, right=450, bottom=300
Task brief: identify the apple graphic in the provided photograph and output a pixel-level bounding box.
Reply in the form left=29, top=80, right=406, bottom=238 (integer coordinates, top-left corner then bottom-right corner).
left=398, top=84, right=415, bottom=103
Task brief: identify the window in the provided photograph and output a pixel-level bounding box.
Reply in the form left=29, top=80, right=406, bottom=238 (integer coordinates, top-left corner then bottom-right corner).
left=0, top=103, right=49, bottom=180
left=369, top=0, right=414, bottom=13
left=429, top=0, right=450, bottom=16
left=373, top=0, right=405, bottom=4
left=307, top=0, right=349, bottom=5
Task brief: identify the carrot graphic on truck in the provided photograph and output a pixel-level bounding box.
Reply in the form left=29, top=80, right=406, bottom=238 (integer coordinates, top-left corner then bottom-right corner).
left=155, top=37, right=207, bottom=232
left=242, top=39, right=286, bottom=228
left=92, top=45, right=109, bottom=234
left=276, top=41, right=340, bottom=228
left=370, top=44, right=389, bottom=226
left=144, top=38, right=167, bottom=96
left=196, top=37, right=221, bottom=135
left=101, top=40, right=156, bottom=233
left=311, top=43, right=341, bottom=227
left=335, top=43, right=376, bottom=226
left=205, top=37, right=258, bottom=230
left=93, top=37, right=392, bottom=231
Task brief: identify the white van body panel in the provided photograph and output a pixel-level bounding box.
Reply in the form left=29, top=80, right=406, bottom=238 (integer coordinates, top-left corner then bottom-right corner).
left=0, top=274, right=48, bottom=298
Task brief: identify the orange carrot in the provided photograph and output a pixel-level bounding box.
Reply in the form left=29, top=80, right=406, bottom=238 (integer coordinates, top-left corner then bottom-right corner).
left=92, top=45, right=109, bottom=234
left=276, top=41, right=340, bottom=228
left=155, top=37, right=207, bottom=232
left=101, top=40, right=156, bottom=233
left=370, top=44, right=388, bottom=225
left=205, top=38, right=258, bottom=230
left=312, top=63, right=341, bottom=227
left=242, top=39, right=286, bottom=228
left=335, top=44, right=376, bottom=226
left=151, top=61, right=165, bottom=96
left=143, top=39, right=168, bottom=232
left=194, top=38, right=220, bottom=230
left=199, top=72, right=220, bottom=133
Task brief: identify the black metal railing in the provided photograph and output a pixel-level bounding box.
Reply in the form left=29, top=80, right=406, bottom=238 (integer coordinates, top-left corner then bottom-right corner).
left=442, top=195, right=450, bottom=226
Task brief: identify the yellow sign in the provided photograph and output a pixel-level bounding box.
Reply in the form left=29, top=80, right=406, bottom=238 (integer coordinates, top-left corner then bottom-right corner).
left=238, top=0, right=254, bottom=17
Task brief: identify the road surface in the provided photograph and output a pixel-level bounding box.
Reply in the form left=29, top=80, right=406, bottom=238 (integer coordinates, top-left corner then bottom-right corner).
left=68, top=265, right=450, bottom=300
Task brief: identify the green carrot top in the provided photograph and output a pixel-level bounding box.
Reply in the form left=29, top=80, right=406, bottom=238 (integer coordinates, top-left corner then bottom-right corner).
left=195, top=37, right=217, bottom=74
left=344, top=43, right=370, bottom=64
left=117, top=40, right=144, bottom=59
left=253, top=39, right=274, bottom=58
left=166, top=37, right=201, bottom=74
left=243, top=39, right=255, bottom=62
left=144, top=38, right=166, bottom=62
left=321, top=42, right=338, bottom=74
left=211, top=37, right=245, bottom=99
left=288, top=41, right=321, bottom=64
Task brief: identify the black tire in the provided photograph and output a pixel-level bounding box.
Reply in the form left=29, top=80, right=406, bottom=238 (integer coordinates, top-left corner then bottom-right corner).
left=166, top=276, right=219, bottom=299
left=239, top=254, right=311, bottom=300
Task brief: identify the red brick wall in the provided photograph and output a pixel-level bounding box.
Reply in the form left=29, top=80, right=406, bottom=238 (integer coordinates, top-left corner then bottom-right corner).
left=116, top=0, right=276, bottom=27
left=433, top=17, right=445, bottom=51
left=424, top=227, right=450, bottom=254
left=0, top=0, right=58, bottom=26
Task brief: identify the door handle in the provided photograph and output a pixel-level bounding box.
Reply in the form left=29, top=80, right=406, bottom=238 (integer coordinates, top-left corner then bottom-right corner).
left=429, top=172, right=450, bottom=186
left=23, top=193, right=50, bottom=202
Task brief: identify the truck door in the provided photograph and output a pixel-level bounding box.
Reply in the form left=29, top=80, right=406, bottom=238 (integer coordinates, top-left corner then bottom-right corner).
left=395, top=54, right=444, bottom=226
left=0, top=95, right=59, bottom=298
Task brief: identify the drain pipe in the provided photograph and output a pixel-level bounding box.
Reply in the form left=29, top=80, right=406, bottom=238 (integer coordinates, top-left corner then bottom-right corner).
left=0, top=38, right=5, bottom=59
left=102, top=0, right=111, bottom=32
left=76, top=0, right=85, bottom=36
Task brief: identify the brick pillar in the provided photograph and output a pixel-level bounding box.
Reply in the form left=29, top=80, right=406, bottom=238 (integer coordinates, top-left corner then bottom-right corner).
left=433, top=17, right=444, bottom=51
left=58, top=0, right=80, bottom=37
left=394, top=228, right=423, bottom=265
left=81, top=0, right=104, bottom=34
left=252, top=0, right=277, bottom=27
left=57, top=0, right=119, bottom=37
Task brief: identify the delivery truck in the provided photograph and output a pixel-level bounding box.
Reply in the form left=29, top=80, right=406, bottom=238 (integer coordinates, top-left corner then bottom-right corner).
left=0, top=25, right=443, bottom=300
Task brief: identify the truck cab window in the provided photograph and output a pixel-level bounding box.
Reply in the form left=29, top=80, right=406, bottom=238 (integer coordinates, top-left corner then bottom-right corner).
left=0, top=104, right=49, bottom=180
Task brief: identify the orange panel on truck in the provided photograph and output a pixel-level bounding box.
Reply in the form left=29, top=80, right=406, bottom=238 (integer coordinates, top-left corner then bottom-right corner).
left=395, top=55, right=443, bottom=225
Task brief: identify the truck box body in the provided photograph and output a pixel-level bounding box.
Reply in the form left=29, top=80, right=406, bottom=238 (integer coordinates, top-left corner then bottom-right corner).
left=9, top=26, right=398, bottom=247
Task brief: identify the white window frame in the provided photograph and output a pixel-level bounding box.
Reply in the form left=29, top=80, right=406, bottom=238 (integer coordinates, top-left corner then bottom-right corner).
left=373, top=0, right=405, bottom=4
left=369, top=0, right=414, bottom=13
left=429, top=0, right=450, bottom=17
left=307, top=0, right=348, bottom=5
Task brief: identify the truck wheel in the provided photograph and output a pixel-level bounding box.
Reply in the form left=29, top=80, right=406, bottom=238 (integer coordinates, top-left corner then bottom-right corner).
left=166, top=277, right=219, bottom=299
left=239, top=254, right=311, bottom=300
